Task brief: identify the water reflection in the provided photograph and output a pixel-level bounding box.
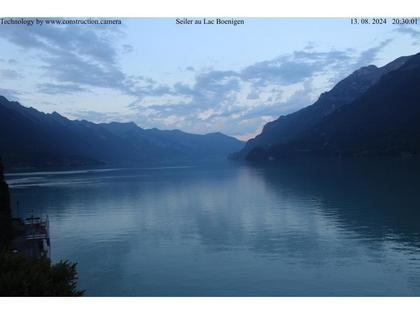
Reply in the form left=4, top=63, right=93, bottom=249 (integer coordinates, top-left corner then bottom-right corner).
left=253, top=159, right=420, bottom=249
left=6, top=160, right=420, bottom=296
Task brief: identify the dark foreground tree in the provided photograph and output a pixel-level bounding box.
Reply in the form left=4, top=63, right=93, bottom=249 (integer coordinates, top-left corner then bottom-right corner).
left=0, top=251, right=84, bottom=296
left=1, top=159, right=84, bottom=296
left=0, top=159, right=12, bottom=247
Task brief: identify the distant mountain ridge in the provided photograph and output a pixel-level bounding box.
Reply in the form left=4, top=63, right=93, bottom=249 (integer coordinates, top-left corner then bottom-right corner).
left=241, top=52, right=420, bottom=161
left=0, top=96, right=244, bottom=169
left=233, top=55, right=411, bottom=160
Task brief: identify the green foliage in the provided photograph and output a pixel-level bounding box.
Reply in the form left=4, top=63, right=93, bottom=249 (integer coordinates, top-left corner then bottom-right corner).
left=0, top=251, right=84, bottom=296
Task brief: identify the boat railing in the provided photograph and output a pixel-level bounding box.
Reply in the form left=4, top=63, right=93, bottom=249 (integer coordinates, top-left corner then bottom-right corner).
left=23, top=215, right=50, bottom=242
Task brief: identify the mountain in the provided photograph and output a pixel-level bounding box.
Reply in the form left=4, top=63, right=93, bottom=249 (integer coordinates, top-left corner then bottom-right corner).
left=234, top=55, right=411, bottom=159
left=246, top=52, right=420, bottom=160
left=0, top=96, right=243, bottom=168
left=100, top=123, right=244, bottom=162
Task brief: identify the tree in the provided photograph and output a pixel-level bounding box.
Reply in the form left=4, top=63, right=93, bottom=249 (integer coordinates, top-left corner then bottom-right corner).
left=0, top=159, right=12, bottom=248
left=0, top=251, right=84, bottom=296
left=0, top=159, right=84, bottom=296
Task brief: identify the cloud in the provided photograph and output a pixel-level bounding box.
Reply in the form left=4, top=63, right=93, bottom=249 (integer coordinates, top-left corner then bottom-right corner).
left=0, top=69, right=23, bottom=80
left=40, top=51, right=127, bottom=90
left=395, top=26, right=420, bottom=44
left=0, top=23, right=186, bottom=101
left=0, top=22, right=136, bottom=96
left=241, top=58, right=317, bottom=85
left=395, top=26, right=420, bottom=38
left=70, top=110, right=124, bottom=123
left=126, top=37, right=399, bottom=138
left=0, top=21, right=399, bottom=139
left=38, top=83, right=91, bottom=95
left=126, top=46, right=361, bottom=136
left=0, top=88, right=21, bottom=101
left=354, top=39, right=393, bottom=68
left=241, top=49, right=353, bottom=86
left=122, top=44, right=134, bottom=54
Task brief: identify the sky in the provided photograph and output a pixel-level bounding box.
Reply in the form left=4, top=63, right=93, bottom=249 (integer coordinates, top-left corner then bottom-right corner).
left=0, top=17, right=420, bottom=140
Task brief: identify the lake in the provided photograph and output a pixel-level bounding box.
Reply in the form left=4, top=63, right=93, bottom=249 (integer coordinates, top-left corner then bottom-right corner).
left=6, top=159, right=420, bottom=296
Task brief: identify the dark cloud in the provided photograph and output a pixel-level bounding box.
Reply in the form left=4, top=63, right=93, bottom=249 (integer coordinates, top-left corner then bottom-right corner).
left=395, top=26, right=420, bottom=38
left=173, top=82, right=194, bottom=95
left=38, top=83, right=91, bottom=95
left=0, top=69, right=23, bottom=80
left=246, top=89, right=261, bottom=100
left=0, top=24, right=119, bottom=63
left=304, top=42, right=316, bottom=50
left=395, top=26, right=420, bottom=44
left=354, top=39, right=393, bottom=68
left=0, top=24, right=181, bottom=100
left=241, top=57, right=318, bottom=85
left=40, top=51, right=127, bottom=90
left=0, top=23, right=136, bottom=96
left=193, top=70, right=240, bottom=99
left=292, top=50, right=352, bottom=62
left=240, top=49, right=353, bottom=86
left=122, top=44, right=134, bottom=54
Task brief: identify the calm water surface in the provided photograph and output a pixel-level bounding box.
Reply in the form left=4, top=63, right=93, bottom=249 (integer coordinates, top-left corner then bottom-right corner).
left=6, top=160, right=420, bottom=296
